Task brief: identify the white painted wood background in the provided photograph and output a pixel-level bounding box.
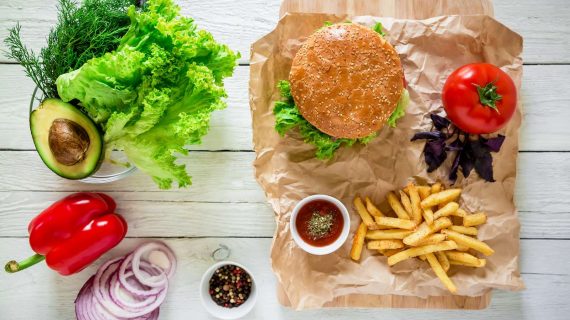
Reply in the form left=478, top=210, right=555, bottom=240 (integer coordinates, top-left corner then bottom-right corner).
left=1, top=0, right=569, bottom=319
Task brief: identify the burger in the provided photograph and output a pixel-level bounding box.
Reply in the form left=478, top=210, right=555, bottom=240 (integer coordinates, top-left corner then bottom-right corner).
left=274, top=22, right=409, bottom=159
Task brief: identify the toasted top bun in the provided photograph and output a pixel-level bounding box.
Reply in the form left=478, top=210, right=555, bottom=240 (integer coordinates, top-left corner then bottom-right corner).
left=289, top=23, right=404, bottom=139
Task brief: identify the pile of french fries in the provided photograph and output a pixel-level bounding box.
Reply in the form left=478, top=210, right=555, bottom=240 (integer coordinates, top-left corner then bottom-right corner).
left=349, top=182, right=493, bottom=293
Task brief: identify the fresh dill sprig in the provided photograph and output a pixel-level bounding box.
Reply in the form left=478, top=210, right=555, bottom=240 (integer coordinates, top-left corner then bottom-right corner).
left=3, top=0, right=137, bottom=98
left=4, top=25, right=54, bottom=98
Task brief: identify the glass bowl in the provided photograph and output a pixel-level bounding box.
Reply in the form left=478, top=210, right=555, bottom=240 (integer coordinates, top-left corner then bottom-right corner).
left=30, top=87, right=137, bottom=183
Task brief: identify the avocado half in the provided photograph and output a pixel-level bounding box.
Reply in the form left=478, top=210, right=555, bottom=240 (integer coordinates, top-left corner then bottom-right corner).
left=30, top=99, right=103, bottom=179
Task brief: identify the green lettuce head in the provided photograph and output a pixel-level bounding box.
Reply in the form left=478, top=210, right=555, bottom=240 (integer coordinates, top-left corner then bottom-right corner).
left=57, top=0, right=240, bottom=189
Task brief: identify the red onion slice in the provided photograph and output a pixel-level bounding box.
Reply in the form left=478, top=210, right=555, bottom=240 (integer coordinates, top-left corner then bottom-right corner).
left=110, top=270, right=167, bottom=310
left=75, top=276, right=95, bottom=320
left=75, top=242, right=175, bottom=320
left=118, top=255, right=165, bottom=297
left=131, top=242, right=176, bottom=288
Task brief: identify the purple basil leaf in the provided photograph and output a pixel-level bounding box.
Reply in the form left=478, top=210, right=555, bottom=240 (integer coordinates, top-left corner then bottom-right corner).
left=446, top=138, right=463, bottom=152
left=470, top=139, right=488, bottom=158
left=459, top=141, right=474, bottom=178
left=449, top=151, right=461, bottom=182
left=430, top=113, right=451, bottom=130
left=411, top=131, right=445, bottom=141
left=424, top=139, right=447, bottom=172
left=483, top=134, right=506, bottom=152
left=471, top=140, right=495, bottom=182
left=474, top=153, right=495, bottom=182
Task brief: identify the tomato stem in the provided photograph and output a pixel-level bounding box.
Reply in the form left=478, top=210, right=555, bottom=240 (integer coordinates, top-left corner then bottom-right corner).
left=474, top=82, right=502, bottom=113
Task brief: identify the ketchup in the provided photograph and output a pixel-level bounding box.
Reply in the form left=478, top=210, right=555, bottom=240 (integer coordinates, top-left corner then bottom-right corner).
left=295, top=199, right=344, bottom=247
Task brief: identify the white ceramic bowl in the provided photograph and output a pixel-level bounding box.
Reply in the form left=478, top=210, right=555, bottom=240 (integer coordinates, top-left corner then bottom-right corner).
left=290, top=194, right=351, bottom=255
left=200, top=261, right=257, bottom=319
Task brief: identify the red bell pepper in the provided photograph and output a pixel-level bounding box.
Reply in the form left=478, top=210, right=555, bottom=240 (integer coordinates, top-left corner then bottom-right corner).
left=5, top=192, right=127, bottom=276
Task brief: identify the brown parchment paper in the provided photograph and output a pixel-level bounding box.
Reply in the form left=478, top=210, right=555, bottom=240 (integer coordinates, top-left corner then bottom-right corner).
left=249, top=13, right=525, bottom=309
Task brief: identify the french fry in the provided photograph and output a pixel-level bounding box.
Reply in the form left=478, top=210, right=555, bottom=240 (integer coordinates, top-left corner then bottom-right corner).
left=442, top=230, right=495, bottom=256
left=445, top=251, right=480, bottom=266
left=422, top=207, right=434, bottom=225
left=383, top=248, right=404, bottom=257
left=417, top=186, right=431, bottom=200
left=456, top=244, right=470, bottom=252
left=431, top=183, right=442, bottom=194
left=354, top=196, right=379, bottom=230
left=451, top=208, right=468, bottom=218
left=433, top=202, right=459, bottom=219
left=426, top=253, right=457, bottom=293
left=365, top=197, right=384, bottom=217
left=449, top=225, right=478, bottom=236
left=350, top=223, right=368, bottom=261
left=403, top=217, right=452, bottom=246
left=407, top=183, right=423, bottom=225
left=387, top=241, right=457, bottom=266
left=354, top=181, right=491, bottom=288
left=367, top=240, right=404, bottom=250
left=414, top=233, right=446, bottom=246
left=399, top=190, right=414, bottom=217
left=387, top=192, right=410, bottom=219
left=449, top=258, right=486, bottom=268
left=366, top=229, right=413, bottom=240
left=374, top=216, right=416, bottom=230
left=436, top=251, right=450, bottom=272
left=420, top=189, right=462, bottom=209
left=463, top=212, right=487, bottom=227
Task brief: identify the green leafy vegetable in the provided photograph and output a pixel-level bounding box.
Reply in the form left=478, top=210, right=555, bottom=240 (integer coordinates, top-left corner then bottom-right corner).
left=4, top=0, right=136, bottom=98
left=57, top=0, right=239, bottom=189
left=274, top=81, right=376, bottom=160
left=387, top=88, right=410, bottom=127
left=373, top=22, right=386, bottom=36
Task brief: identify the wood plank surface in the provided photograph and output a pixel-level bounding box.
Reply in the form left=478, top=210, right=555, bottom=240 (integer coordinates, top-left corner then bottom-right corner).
left=279, top=0, right=494, bottom=18
left=1, top=0, right=569, bottom=64
left=0, top=238, right=568, bottom=319
left=0, top=64, right=252, bottom=152
left=1, top=64, right=570, bottom=152
left=0, top=151, right=569, bottom=239
left=0, top=0, right=569, bottom=318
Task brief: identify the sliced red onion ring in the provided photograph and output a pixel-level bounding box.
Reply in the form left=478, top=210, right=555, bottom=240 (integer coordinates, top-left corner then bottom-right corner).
left=118, top=254, right=165, bottom=297
left=75, top=242, right=175, bottom=320
left=109, top=270, right=167, bottom=310
left=75, top=276, right=95, bottom=320
left=131, top=242, right=176, bottom=288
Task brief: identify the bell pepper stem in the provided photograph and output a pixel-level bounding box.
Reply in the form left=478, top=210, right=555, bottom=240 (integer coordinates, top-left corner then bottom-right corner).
left=5, top=254, right=45, bottom=273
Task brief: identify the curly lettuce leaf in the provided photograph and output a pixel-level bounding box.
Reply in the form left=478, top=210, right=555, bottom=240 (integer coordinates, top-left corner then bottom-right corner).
left=387, top=88, right=409, bottom=127
left=274, top=81, right=376, bottom=160
left=373, top=22, right=386, bottom=36
left=274, top=82, right=408, bottom=159
left=56, top=0, right=239, bottom=189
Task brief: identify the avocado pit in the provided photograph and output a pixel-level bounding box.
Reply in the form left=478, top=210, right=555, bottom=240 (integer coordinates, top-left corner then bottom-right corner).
left=48, top=118, right=90, bottom=166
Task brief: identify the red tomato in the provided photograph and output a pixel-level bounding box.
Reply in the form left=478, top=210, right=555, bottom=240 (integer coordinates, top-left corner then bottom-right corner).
left=442, top=63, right=517, bottom=134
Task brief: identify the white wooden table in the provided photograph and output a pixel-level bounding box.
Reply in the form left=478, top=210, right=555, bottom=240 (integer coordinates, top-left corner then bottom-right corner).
left=1, top=1, right=569, bottom=319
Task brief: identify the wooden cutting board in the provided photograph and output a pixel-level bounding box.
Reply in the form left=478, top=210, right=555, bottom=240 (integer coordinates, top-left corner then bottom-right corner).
left=276, top=0, right=494, bottom=310
left=280, top=0, right=494, bottom=18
